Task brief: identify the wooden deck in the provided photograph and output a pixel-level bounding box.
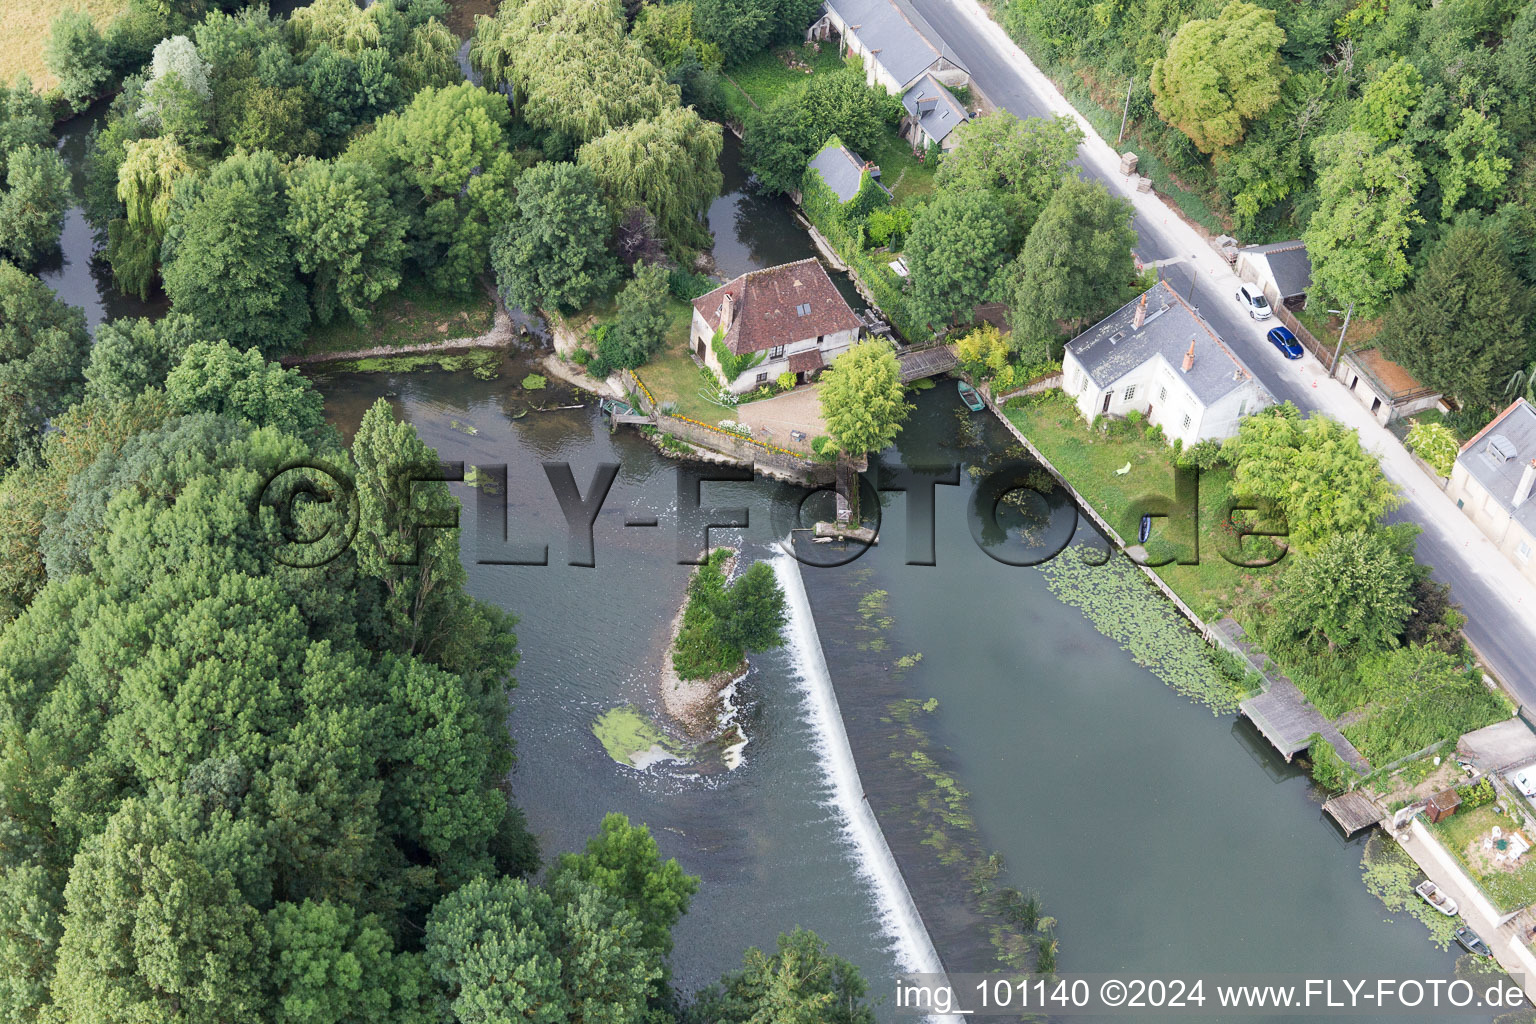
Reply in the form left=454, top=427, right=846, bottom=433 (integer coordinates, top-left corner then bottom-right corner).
left=1323, top=791, right=1383, bottom=836
left=897, top=345, right=958, bottom=383
left=1216, top=619, right=1371, bottom=774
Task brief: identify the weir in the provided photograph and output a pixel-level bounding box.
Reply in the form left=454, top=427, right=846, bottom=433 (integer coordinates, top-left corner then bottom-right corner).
left=773, top=552, right=961, bottom=1024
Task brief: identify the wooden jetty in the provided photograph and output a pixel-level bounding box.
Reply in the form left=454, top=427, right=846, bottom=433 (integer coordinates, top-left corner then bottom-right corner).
left=1215, top=619, right=1371, bottom=774
left=1323, top=791, right=1383, bottom=836
left=897, top=345, right=958, bottom=383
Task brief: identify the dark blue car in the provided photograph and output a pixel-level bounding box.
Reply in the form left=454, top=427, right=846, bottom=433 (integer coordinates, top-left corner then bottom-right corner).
left=1267, top=325, right=1303, bottom=359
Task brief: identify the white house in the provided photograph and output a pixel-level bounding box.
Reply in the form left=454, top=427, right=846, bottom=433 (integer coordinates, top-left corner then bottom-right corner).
left=1445, top=398, right=1536, bottom=585
left=806, top=0, right=968, bottom=96
left=1061, top=281, right=1274, bottom=448
left=691, top=259, right=863, bottom=394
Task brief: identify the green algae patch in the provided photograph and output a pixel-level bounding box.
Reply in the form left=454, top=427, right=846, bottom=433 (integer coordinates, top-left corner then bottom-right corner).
left=327, top=350, right=502, bottom=379
left=593, top=706, right=692, bottom=768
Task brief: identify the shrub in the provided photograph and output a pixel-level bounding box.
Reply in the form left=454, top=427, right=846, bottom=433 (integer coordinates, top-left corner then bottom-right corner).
left=572, top=348, right=592, bottom=366
left=1125, top=408, right=1144, bottom=428
left=1405, top=421, right=1458, bottom=477
left=811, top=435, right=838, bottom=461
left=669, top=267, right=715, bottom=301
left=776, top=371, right=796, bottom=391
left=1458, top=777, right=1496, bottom=810
left=1307, top=734, right=1355, bottom=792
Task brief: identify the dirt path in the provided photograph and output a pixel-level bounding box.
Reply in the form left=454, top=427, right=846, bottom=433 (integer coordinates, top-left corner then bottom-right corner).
left=280, top=290, right=517, bottom=367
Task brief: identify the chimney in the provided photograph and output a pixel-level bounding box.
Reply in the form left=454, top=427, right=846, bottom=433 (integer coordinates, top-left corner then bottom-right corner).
left=1133, top=293, right=1147, bottom=330
left=719, top=292, right=735, bottom=331
left=1181, top=337, right=1196, bottom=373
left=1516, top=459, right=1536, bottom=509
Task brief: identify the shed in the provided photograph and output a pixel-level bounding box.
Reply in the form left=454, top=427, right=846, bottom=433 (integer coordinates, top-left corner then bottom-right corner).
left=1335, top=347, right=1441, bottom=427
left=1426, top=787, right=1461, bottom=823
left=1235, top=241, right=1312, bottom=309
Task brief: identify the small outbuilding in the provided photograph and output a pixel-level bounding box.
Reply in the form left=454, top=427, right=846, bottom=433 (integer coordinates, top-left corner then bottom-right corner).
left=1334, top=347, right=1441, bottom=426
left=1235, top=240, right=1312, bottom=310
left=1426, top=787, right=1462, bottom=823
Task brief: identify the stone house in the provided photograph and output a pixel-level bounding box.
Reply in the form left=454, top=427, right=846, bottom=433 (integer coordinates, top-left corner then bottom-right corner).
left=691, top=259, right=863, bottom=394
left=805, top=0, right=968, bottom=95
left=900, top=72, right=968, bottom=152
left=1061, top=281, right=1274, bottom=447
left=1445, top=398, right=1536, bottom=583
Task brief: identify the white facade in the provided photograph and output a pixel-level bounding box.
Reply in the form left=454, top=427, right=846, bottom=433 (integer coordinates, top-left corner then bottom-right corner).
left=1061, top=347, right=1271, bottom=449
left=1445, top=460, right=1536, bottom=587
left=690, top=308, right=858, bottom=394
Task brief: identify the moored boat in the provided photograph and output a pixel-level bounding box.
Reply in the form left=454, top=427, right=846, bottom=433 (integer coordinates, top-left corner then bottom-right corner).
left=1415, top=879, right=1459, bottom=916
left=957, top=380, right=985, bottom=412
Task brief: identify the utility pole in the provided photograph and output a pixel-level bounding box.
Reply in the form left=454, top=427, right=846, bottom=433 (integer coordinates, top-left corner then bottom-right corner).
left=1117, top=78, right=1134, bottom=146
left=1328, top=302, right=1354, bottom=374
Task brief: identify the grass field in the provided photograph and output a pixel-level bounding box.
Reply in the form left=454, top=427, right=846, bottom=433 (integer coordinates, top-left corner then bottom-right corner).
left=0, top=0, right=120, bottom=92
left=1003, top=390, right=1281, bottom=620
left=299, top=280, right=495, bottom=356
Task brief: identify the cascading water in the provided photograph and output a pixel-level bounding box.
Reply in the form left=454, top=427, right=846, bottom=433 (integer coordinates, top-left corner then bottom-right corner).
left=773, top=550, right=960, bottom=1023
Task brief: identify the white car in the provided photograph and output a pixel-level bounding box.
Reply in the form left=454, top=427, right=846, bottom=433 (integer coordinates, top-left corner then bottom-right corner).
left=1236, top=283, right=1273, bottom=321
left=1516, top=769, right=1536, bottom=797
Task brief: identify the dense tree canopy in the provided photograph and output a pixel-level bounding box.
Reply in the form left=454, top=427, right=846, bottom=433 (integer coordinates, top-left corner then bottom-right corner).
left=492, top=161, right=618, bottom=314
left=819, top=340, right=909, bottom=455
left=0, top=263, right=91, bottom=467
left=284, top=157, right=408, bottom=327
left=1223, top=404, right=1401, bottom=555
left=1269, top=530, right=1416, bottom=653
left=0, top=144, right=70, bottom=269
left=577, top=105, right=724, bottom=249
left=160, top=148, right=309, bottom=353
left=904, top=189, right=1017, bottom=332
left=1150, top=2, right=1286, bottom=154
left=935, top=112, right=1083, bottom=229
left=1005, top=176, right=1137, bottom=361
left=1380, top=223, right=1533, bottom=408
left=46, top=8, right=113, bottom=112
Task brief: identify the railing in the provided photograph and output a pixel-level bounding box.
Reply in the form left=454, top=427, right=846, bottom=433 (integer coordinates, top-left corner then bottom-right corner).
left=624, top=370, right=821, bottom=473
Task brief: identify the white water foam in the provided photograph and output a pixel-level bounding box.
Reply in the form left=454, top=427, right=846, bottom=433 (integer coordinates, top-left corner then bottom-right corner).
left=772, top=551, right=961, bottom=1024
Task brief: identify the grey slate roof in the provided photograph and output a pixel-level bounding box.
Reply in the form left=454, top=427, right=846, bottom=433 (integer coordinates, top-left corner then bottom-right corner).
left=1458, top=398, right=1536, bottom=535
left=902, top=73, right=967, bottom=144
left=1066, top=280, right=1265, bottom=407
left=807, top=142, right=870, bottom=203
left=1243, top=240, right=1312, bottom=298
left=824, top=0, right=966, bottom=89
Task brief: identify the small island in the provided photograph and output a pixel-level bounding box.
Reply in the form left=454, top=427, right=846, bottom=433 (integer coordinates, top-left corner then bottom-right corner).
left=663, top=549, right=789, bottom=739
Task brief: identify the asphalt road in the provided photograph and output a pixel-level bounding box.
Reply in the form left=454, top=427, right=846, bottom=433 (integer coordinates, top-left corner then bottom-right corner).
left=908, top=0, right=1536, bottom=707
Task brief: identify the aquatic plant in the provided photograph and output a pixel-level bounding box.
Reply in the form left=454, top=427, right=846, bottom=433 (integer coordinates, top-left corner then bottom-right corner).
left=521, top=373, right=548, bottom=390
left=1360, top=832, right=1457, bottom=948
left=1039, top=546, right=1241, bottom=712
left=592, top=706, right=692, bottom=767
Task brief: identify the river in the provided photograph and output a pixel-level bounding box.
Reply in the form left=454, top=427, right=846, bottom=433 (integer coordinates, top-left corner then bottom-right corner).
left=36, top=79, right=1478, bottom=1021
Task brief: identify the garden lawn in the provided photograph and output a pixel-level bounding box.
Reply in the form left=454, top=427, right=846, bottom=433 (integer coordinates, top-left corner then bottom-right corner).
left=718, top=43, right=844, bottom=121
left=1430, top=804, right=1536, bottom=914
left=632, top=300, right=735, bottom=425
left=299, top=280, right=494, bottom=356
left=1, top=0, right=121, bottom=91
left=1003, top=390, right=1278, bottom=621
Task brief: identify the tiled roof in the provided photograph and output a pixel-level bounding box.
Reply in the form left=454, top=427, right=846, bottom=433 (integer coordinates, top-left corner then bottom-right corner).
left=1066, top=280, right=1269, bottom=407
left=693, top=259, right=862, bottom=356
left=825, top=0, right=966, bottom=89
left=902, top=73, right=967, bottom=144
left=788, top=349, right=827, bottom=374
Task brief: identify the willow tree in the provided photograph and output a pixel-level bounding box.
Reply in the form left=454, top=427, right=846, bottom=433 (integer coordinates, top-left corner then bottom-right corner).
left=471, top=0, right=677, bottom=143
left=578, top=106, right=723, bottom=248
left=111, top=136, right=195, bottom=299
left=819, top=341, right=909, bottom=457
